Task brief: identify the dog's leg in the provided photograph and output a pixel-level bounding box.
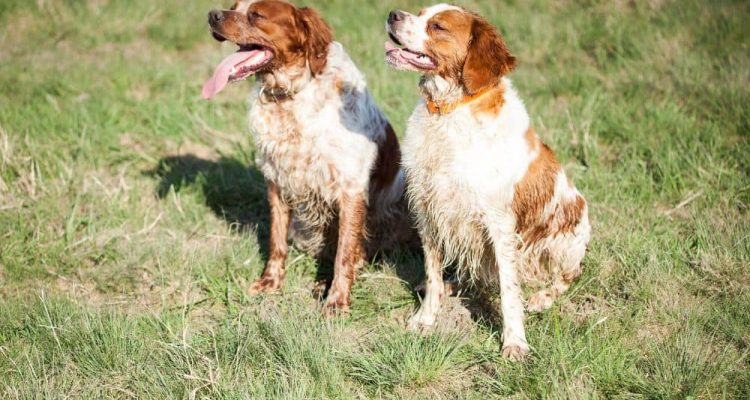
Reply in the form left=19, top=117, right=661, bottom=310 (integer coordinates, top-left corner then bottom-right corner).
left=486, top=216, right=530, bottom=361
left=528, top=204, right=590, bottom=312
left=249, top=181, right=290, bottom=294
left=408, top=239, right=444, bottom=330
left=323, top=192, right=366, bottom=316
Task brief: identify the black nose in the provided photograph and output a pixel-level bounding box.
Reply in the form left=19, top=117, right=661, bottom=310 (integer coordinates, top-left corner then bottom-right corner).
left=388, top=10, right=405, bottom=24
left=208, top=10, right=224, bottom=26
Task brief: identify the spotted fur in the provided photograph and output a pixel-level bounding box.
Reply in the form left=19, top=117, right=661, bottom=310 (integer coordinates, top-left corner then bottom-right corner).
left=209, top=0, right=416, bottom=314
left=387, top=3, right=591, bottom=360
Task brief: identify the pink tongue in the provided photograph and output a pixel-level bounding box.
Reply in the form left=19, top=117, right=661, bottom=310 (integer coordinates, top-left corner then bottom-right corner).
left=400, top=50, right=420, bottom=61
left=384, top=41, right=420, bottom=61
left=202, top=51, right=256, bottom=99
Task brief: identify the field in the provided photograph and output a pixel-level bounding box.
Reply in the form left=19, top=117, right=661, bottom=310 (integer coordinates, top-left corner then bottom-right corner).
left=1, top=0, right=749, bottom=398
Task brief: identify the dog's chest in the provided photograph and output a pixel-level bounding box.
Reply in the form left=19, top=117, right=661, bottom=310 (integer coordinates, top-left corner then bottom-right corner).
left=403, top=110, right=529, bottom=207
left=402, top=108, right=534, bottom=267
left=249, top=91, right=378, bottom=203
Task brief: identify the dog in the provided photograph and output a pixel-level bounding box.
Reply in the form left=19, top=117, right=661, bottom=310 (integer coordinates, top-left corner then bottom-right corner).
left=385, top=4, right=591, bottom=360
left=203, top=0, right=415, bottom=315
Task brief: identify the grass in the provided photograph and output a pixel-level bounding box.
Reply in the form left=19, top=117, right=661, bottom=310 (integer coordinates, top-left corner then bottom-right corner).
left=0, top=0, right=748, bottom=398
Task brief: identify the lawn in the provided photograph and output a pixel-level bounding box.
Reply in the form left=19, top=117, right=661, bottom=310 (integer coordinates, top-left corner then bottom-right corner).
left=1, top=0, right=748, bottom=398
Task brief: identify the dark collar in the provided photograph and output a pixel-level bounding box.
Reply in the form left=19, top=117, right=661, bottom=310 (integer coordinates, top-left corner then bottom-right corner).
left=258, top=87, right=295, bottom=104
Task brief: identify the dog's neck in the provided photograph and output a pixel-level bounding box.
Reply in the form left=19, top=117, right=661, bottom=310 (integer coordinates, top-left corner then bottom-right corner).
left=420, top=75, right=494, bottom=116
left=256, top=62, right=312, bottom=103
left=419, top=75, right=465, bottom=108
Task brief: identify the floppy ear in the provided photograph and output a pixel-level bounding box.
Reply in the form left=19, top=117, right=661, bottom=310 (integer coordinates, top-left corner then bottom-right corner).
left=462, top=16, right=516, bottom=95
left=298, top=7, right=333, bottom=76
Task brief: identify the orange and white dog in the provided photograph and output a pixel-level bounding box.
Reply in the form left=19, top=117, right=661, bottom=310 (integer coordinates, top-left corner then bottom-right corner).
left=203, top=0, right=415, bottom=315
left=385, top=4, right=590, bottom=359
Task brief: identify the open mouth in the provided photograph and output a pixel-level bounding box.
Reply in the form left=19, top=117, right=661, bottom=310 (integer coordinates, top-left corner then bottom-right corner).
left=227, top=44, right=274, bottom=81
left=212, top=31, right=227, bottom=42
left=202, top=43, right=274, bottom=99
left=384, top=33, right=436, bottom=71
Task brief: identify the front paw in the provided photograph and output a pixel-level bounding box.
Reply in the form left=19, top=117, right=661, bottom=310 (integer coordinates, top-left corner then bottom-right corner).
left=501, top=342, right=530, bottom=361
left=322, top=291, right=350, bottom=318
left=407, top=309, right=436, bottom=332
left=248, top=276, right=283, bottom=295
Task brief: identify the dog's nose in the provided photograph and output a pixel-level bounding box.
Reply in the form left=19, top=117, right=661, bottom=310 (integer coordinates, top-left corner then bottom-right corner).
left=208, top=10, right=224, bottom=26
left=388, top=10, right=405, bottom=25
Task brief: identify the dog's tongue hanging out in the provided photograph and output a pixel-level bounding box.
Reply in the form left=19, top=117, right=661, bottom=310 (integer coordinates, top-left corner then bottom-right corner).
left=202, top=49, right=272, bottom=99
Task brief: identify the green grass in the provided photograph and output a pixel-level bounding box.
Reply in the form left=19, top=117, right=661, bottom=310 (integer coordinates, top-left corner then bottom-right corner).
left=1, top=0, right=748, bottom=398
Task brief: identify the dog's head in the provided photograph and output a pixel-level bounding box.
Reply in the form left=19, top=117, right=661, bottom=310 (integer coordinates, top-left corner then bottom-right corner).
left=202, top=0, right=332, bottom=99
left=385, top=4, right=515, bottom=96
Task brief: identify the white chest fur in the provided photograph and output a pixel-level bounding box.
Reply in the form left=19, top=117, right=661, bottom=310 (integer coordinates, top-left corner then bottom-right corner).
left=403, top=80, right=532, bottom=207
left=248, top=42, right=384, bottom=205
left=401, top=79, right=534, bottom=274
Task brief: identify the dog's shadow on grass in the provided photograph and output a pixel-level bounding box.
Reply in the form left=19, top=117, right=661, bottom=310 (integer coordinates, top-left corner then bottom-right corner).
left=146, top=154, right=505, bottom=332
left=144, top=154, right=425, bottom=294
left=146, top=154, right=272, bottom=260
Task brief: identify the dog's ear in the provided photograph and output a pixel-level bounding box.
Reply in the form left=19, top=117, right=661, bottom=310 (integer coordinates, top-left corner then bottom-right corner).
left=462, top=15, right=516, bottom=95
left=298, top=7, right=333, bottom=76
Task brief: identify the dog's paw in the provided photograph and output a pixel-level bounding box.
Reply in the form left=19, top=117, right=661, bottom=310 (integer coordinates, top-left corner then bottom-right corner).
left=322, top=291, right=350, bottom=318
left=406, top=311, right=435, bottom=332
left=501, top=344, right=529, bottom=361
left=248, top=277, right=282, bottom=295
left=526, top=290, right=554, bottom=312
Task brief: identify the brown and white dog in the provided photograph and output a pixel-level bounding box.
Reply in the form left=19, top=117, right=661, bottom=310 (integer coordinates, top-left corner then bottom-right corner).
left=385, top=4, right=591, bottom=359
left=203, top=0, right=415, bottom=315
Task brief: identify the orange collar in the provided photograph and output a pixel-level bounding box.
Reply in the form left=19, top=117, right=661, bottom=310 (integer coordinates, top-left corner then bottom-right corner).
left=425, top=86, right=493, bottom=116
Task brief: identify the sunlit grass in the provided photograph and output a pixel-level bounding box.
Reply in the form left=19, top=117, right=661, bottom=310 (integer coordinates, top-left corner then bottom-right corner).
left=1, top=0, right=748, bottom=397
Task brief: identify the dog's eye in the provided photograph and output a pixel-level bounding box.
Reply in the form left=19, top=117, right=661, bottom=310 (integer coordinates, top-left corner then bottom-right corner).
left=430, top=23, right=445, bottom=31
left=249, top=11, right=264, bottom=20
